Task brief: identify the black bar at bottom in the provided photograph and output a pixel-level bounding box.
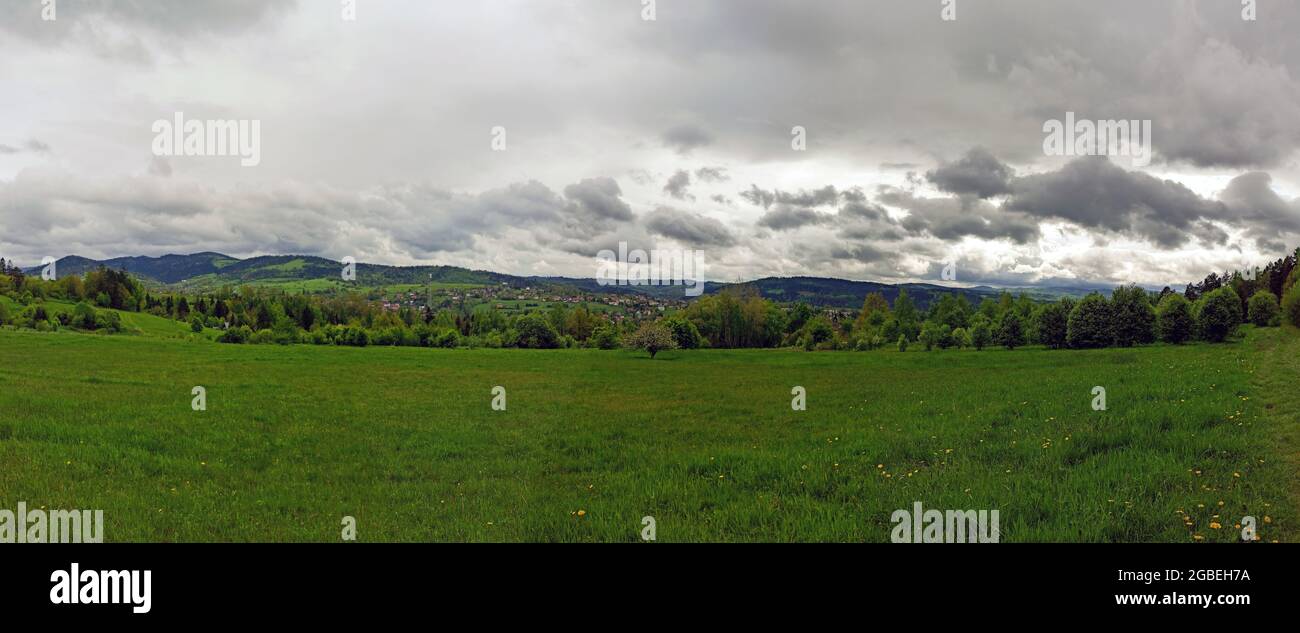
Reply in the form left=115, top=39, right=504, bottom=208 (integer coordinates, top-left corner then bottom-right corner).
left=1, top=544, right=1289, bottom=620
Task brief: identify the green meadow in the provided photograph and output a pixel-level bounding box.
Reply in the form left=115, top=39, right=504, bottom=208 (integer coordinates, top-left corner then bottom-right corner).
left=0, top=325, right=1295, bottom=542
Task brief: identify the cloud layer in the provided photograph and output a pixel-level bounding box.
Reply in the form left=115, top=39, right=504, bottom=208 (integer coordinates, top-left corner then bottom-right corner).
left=3, top=0, right=1300, bottom=288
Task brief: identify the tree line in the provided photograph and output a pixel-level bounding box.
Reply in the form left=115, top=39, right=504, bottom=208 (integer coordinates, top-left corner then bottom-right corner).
left=2, top=248, right=1298, bottom=355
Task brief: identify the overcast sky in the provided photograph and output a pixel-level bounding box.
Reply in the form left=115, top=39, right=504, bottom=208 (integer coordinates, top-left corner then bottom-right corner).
left=3, top=0, right=1300, bottom=288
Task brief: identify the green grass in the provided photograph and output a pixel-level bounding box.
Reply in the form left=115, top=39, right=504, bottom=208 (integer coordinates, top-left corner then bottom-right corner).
left=0, top=327, right=1295, bottom=542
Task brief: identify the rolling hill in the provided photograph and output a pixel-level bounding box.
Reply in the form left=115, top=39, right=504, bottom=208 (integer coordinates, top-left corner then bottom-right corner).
left=26, top=253, right=1104, bottom=309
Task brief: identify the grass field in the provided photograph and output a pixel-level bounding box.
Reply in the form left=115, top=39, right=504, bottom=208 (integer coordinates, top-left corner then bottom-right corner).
left=0, top=325, right=1295, bottom=542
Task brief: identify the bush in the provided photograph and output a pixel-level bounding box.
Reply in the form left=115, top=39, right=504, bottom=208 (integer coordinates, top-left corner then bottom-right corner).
left=341, top=326, right=371, bottom=347
left=95, top=310, right=122, bottom=333
left=1283, top=283, right=1300, bottom=328
left=1110, top=285, right=1155, bottom=346
left=218, top=325, right=252, bottom=344
left=0, top=300, right=9, bottom=325
left=626, top=322, right=677, bottom=358
left=1196, top=286, right=1242, bottom=342
left=19, top=304, right=52, bottom=329
left=514, top=312, right=560, bottom=349
left=71, top=301, right=98, bottom=330
left=1155, top=293, right=1194, bottom=344
left=897, top=335, right=908, bottom=352
left=1067, top=293, right=1112, bottom=349
left=800, top=318, right=834, bottom=350
left=271, top=319, right=300, bottom=345
left=589, top=325, right=619, bottom=349
left=434, top=328, right=460, bottom=348
left=190, top=317, right=205, bottom=333
left=250, top=329, right=277, bottom=345
left=373, top=327, right=401, bottom=346
left=1246, top=291, right=1281, bottom=327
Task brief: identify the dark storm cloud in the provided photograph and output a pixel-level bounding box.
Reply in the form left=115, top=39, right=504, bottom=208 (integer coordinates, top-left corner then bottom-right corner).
left=562, top=177, right=634, bottom=223
left=1192, top=220, right=1230, bottom=247
left=644, top=207, right=736, bottom=247
left=877, top=188, right=1040, bottom=245
left=1217, top=171, right=1300, bottom=250
left=1219, top=172, right=1300, bottom=231
left=926, top=147, right=1014, bottom=198
left=1004, top=157, right=1226, bottom=248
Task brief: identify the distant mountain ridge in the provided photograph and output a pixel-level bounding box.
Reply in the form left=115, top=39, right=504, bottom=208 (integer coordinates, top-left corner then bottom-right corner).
left=32, top=253, right=522, bottom=288
left=26, top=253, right=1105, bottom=308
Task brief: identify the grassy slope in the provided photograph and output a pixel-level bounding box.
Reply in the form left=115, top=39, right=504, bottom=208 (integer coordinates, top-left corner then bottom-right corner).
left=0, top=327, right=1294, bottom=542
left=1249, top=326, right=1300, bottom=539
left=0, top=296, right=204, bottom=339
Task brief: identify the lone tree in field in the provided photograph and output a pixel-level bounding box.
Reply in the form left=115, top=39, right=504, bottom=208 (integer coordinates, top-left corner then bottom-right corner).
left=627, top=322, right=678, bottom=359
